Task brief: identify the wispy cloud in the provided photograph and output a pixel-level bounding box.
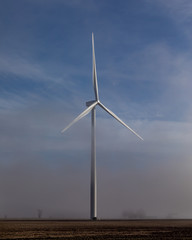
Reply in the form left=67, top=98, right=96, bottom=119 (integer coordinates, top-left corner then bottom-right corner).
left=0, top=56, right=50, bottom=82
left=156, top=0, right=192, bottom=22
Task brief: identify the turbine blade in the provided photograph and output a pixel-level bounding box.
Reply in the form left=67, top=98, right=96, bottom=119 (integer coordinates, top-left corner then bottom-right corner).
left=92, top=33, right=99, bottom=101
left=98, top=102, right=143, bottom=140
left=61, top=101, right=98, bottom=133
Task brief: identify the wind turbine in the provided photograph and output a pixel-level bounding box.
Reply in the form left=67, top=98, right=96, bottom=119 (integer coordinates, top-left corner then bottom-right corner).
left=61, top=33, right=143, bottom=220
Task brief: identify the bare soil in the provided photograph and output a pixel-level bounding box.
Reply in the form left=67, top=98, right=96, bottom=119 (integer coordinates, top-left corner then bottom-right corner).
left=1, top=219, right=192, bottom=239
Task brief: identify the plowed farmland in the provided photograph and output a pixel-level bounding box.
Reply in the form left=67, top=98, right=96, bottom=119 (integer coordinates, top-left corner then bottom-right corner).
left=1, top=220, right=192, bottom=239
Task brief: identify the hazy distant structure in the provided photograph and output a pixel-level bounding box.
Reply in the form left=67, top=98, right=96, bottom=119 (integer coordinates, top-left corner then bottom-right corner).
left=61, top=33, right=143, bottom=220
left=37, top=209, right=43, bottom=219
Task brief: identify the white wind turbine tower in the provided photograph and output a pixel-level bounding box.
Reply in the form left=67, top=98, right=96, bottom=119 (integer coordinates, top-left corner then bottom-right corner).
left=61, top=33, right=143, bottom=220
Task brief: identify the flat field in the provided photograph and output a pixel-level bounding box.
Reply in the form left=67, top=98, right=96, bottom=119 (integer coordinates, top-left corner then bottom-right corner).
left=1, top=219, right=192, bottom=239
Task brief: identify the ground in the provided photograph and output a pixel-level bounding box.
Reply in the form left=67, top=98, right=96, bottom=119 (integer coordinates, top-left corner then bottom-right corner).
left=1, top=219, right=192, bottom=239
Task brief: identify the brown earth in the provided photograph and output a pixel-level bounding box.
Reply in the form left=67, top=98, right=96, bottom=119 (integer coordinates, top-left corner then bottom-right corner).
left=1, top=219, right=192, bottom=239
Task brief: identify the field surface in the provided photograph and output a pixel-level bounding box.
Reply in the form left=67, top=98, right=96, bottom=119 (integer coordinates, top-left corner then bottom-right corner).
left=1, top=219, right=192, bottom=239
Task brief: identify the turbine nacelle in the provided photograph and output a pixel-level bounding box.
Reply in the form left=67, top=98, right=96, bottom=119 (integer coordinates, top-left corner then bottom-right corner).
left=86, top=100, right=98, bottom=107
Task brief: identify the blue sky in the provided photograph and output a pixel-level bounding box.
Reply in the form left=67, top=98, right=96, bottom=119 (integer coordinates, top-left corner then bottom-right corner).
left=1, top=0, right=192, bottom=219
